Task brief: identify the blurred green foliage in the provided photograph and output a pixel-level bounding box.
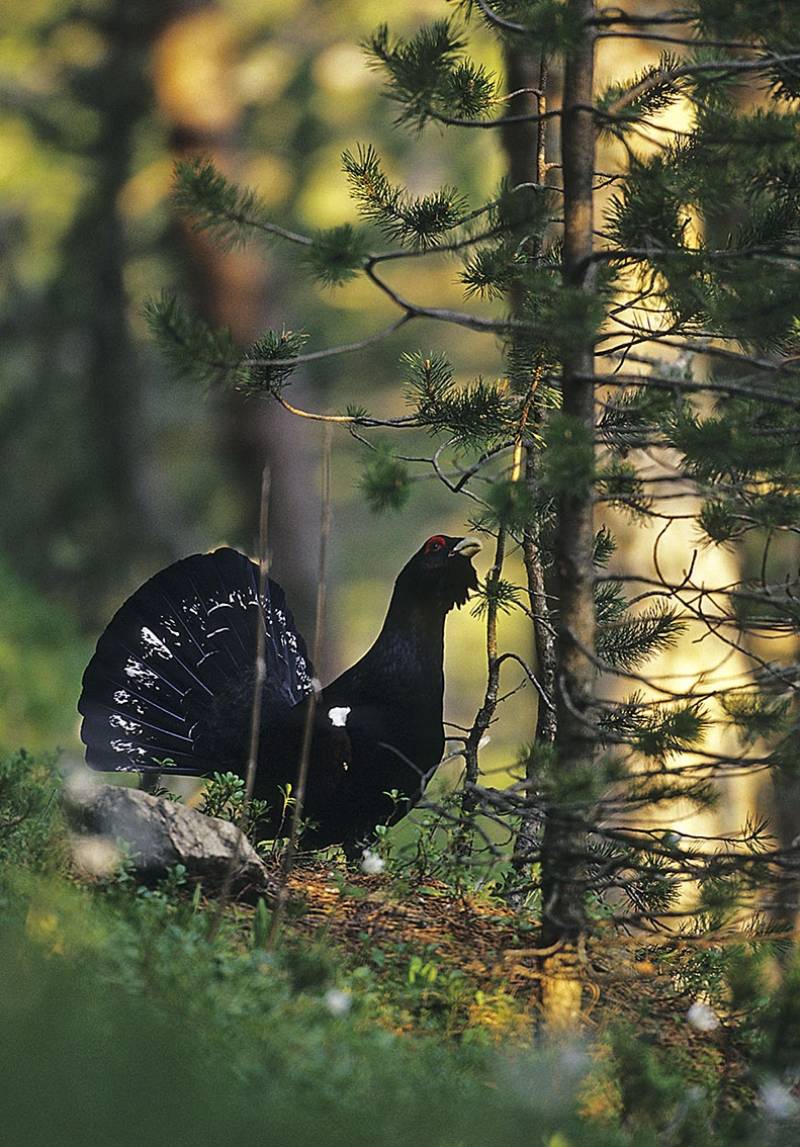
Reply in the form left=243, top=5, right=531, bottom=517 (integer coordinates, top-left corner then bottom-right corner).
left=0, top=748, right=797, bottom=1146
left=0, top=0, right=512, bottom=756
left=0, top=747, right=65, bottom=874
left=0, top=562, right=90, bottom=752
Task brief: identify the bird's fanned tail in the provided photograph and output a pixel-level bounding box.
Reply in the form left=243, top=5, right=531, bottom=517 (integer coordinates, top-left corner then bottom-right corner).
left=78, top=548, right=314, bottom=775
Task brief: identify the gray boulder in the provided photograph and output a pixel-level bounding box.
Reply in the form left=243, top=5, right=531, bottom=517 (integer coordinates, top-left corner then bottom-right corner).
left=65, top=780, right=272, bottom=894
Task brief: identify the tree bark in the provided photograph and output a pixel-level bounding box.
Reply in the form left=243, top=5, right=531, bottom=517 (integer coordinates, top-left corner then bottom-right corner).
left=498, top=44, right=558, bottom=868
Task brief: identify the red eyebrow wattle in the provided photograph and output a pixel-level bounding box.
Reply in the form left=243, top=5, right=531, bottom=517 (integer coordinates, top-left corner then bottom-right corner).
left=424, top=535, right=447, bottom=553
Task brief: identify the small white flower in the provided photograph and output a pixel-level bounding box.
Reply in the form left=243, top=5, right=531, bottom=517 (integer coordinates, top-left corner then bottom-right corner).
left=759, top=1079, right=800, bottom=1121
left=71, top=835, right=120, bottom=878
left=324, top=988, right=352, bottom=1017
left=61, top=765, right=97, bottom=805
left=559, top=1045, right=591, bottom=1076
left=361, top=849, right=385, bottom=876
left=328, top=706, right=351, bottom=728
left=687, top=1001, right=720, bottom=1032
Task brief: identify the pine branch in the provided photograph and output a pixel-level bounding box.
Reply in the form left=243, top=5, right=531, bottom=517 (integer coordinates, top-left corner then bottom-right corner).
left=599, top=52, right=687, bottom=133
left=173, top=157, right=311, bottom=250
left=359, top=445, right=412, bottom=511
left=403, top=350, right=513, bottom=446
left=240, top=329, right=309, bottom=394
left=304, top=224, right=371, bottom=286
left=597, top=606, right=686, bottom=671
left=144, top=291, right=242, bottom=387
left=366, top=20, right=496, bottom=128
left=342, top=143, right=469, bottom=248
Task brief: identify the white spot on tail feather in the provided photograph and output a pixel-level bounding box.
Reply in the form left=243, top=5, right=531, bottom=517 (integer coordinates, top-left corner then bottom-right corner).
left=140, top=628, right=173, bottom=659
left=124, top=659, right=158, bottom=686
left=108, top=714, right=141, bottom=734
left=113, top=690, right=145, bottom=716
left=110, top=740, right=146, bottom=757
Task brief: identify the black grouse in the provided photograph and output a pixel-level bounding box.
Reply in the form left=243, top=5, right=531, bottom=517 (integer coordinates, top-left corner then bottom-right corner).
left=79, top=534, right=481, bottom=853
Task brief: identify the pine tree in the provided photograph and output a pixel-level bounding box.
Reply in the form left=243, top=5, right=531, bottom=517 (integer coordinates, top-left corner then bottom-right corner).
left=148, top=0, right=800, bottom=1025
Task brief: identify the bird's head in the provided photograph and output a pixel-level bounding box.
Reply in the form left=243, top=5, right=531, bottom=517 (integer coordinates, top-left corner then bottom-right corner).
left=396, top=534, right=482, bottom=613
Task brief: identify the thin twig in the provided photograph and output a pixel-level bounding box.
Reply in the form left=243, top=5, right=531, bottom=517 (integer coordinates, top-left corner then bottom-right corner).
left=208, top=466, right=271, bottom=940
left=267, top=428, right=333, bottom=947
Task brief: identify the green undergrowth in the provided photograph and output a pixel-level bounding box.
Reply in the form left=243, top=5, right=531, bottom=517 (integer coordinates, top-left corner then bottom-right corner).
left=0, top=749, right=797, bottom=1146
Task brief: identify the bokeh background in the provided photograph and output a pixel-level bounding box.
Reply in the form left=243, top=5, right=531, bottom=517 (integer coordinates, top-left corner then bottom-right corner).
left=3, top=0, right=793, bottom=849
left=1, top=0, right=523, bottom=772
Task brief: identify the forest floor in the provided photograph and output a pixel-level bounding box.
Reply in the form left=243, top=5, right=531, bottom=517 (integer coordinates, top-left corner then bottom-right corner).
left=0, top=752, right=778, bottom=1145
left=229, top=857, right=751, bottom=1107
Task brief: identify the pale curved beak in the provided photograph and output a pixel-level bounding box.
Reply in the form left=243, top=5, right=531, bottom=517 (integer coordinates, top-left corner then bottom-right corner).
left=450, top=536, right=482, bottom=559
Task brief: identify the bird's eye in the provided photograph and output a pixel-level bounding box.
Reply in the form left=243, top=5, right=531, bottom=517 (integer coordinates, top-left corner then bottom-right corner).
left=424, top=535, right=447, bottom=554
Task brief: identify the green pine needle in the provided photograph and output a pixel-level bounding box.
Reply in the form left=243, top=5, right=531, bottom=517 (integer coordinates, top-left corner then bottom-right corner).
left=342, top=144, right=469, bottom=248
left=360, top=446, right=411, bottom=512
left=597, top=460, right=653, bottom=519
left=173, top=157, right=273, bottom=251
left=240, top=329, right=309, bottom=395
left=635, top=702, right=709, bottom=760
left=541, top=413, right=595, bottom=499
left=470, top=576, right=522, bottom=619
left=366, top=20, right=496, bottom=129
left=144, top=291, right=242, bottom=387
left=721, top=692, right=790, bottom=744
left=403, top=350, right=511, bottom=445
left=592, top=525, right=617, bottom=569
left=597, top=594, right=685, bottom=672
left=599, top=53, right=686, bottom=137
left=304, top=225, right=370, bottom=286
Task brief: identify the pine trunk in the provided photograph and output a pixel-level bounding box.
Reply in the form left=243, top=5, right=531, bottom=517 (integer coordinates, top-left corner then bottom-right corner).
left=539, top=0, right=597, bottom=1026
left=498, top=44, right=558, bottom=871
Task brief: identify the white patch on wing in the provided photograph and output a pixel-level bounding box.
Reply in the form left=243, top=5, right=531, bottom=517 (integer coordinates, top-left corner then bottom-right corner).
left=328, top=706, right=351, bottom=728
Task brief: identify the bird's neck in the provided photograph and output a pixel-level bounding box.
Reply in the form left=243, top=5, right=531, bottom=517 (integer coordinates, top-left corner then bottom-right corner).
left=361, top=586, right=446, bottom=705
left=380, top=583, right=447, bottom=651
left=325, top=582, right=449, bottom=713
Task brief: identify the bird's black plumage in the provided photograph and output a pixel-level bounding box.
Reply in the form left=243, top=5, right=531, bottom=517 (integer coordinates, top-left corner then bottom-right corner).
left=79, top=534, right=480, bottom=852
